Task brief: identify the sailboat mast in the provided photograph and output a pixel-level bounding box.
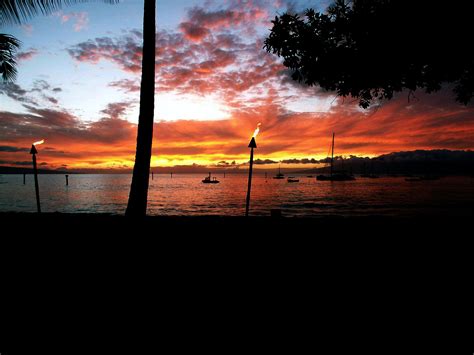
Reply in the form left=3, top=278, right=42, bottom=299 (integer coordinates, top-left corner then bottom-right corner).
left=330, top=132, right=335, bottom=177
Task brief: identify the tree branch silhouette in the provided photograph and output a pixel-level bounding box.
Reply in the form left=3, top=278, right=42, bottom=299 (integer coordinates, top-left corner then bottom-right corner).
left=264, top=0, right=474, bottom=108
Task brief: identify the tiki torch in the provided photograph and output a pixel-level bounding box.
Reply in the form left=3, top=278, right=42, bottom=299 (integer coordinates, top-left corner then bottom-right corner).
left=245, top=123, right=261, bottom=217
left=30, top=139, right=44, bottom=213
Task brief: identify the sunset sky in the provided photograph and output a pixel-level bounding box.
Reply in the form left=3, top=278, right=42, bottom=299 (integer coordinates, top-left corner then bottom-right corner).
left=1, top=0, right=473, bottom=171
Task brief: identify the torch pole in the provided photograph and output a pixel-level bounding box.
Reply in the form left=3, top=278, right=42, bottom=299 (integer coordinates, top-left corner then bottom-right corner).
left=245, top=137, right=257, bottom=217
left=31, top=145, right=41, bottom=213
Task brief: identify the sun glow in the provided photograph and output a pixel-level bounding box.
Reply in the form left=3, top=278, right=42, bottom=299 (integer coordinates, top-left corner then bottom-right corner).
left=155, top=93, right=230, bottom=121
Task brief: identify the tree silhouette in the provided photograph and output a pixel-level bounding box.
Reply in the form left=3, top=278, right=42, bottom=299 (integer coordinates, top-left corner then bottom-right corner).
left=125, top=0, right=155, bottom=217
left=264, top=0, right=474, bottom=108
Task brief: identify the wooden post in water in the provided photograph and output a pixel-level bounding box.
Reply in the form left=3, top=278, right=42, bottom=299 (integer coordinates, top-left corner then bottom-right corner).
left=151, top=171, right=154, bottom=180
left=245, top=137, right=257, bottom=217
left=30, top=145, right=41, bottom=213
left=171, top=172, right=173, bottom=178
left=330, top=132, right=335, bottom=178
left=65, top=174, right=69, bottom=186
left=23, top=173, right=26, bottom=185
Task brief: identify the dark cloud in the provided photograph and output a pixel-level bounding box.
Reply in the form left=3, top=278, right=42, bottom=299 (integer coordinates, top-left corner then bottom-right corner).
left=179, top=22, right=210, bottom=41
left=0, top=146, right=29, bottom=152
left=0, top=100, right=135, bottom=145
left=0, top=80, right=61, bottom=107
left=281, top=158, right=319, bottom=164
left=43, top=147, right=65, bottom=153
left=379, top=150, right=474, bottom=162
left=0, top=83, right=36, bottom=105
left=9, top=161, right=32, bottom=166
left=215, top=160, right=238, bottom=167
left=108, top=79, right=140, bottom=93
left=67, top=32, right=143, bottom=73
left=185, top=5, right=267, bottom=31
left=101, top=102, right=131, bottom=120
left=31, top=79, right=51, bottom=92
left=22, top=105, right=78, bottom=128
left=254, top=158, right=278, bottom=165
left=16, top=48, right=38, bottom=62
left=46, top=96, right=58, bottom=104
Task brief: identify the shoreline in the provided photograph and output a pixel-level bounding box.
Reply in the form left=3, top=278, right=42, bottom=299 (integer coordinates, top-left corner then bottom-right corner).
left=1, top=211, right=471, bottom=236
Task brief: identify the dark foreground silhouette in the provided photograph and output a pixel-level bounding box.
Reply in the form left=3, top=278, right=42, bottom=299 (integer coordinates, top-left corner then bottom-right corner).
left=1, top=211, right=472, bottom=237
left=1, top=212, right=472, bottom=355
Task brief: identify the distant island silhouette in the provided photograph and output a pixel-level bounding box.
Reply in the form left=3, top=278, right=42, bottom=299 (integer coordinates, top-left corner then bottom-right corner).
left=1, top=149, right=472, bottom=176
left=300, top=150, right=474, bottom=177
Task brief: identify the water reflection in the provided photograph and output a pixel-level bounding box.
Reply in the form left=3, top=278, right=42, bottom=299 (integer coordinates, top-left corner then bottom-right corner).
left=0, top=174, right=473, bottom=217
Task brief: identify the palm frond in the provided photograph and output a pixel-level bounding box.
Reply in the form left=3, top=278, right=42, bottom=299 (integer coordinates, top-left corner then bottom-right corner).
left=0, top=33, right=20, bottom=81
left=0, top=0, right=119, bottom=26
left=0, top=56, right=17, bottom=81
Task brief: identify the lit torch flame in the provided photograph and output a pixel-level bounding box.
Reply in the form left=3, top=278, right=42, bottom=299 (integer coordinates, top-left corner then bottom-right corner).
left=33, top=139, right=45, bottom=146
left=252, top=123, right=261, bottom=138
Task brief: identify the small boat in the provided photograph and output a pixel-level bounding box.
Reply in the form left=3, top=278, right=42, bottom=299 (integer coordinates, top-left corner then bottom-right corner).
left=202, top=172, right=219, bottom=184
left=316, top=133, right=356, bottom=181
left=273, top=164, right=285, bottom=179
left=287, top=177, right=299, bottom=183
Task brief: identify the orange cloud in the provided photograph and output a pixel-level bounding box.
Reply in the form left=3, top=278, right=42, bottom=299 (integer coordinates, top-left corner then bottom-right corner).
left=1, top=89, right=474, bottom=170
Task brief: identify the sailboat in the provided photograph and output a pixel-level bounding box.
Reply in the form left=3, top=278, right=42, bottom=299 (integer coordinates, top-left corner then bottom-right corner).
left=273, top=163, right=285, bottom=179
left=202, top=172, right=220, bottom=184
left=316, top=133, right=356, bottom=181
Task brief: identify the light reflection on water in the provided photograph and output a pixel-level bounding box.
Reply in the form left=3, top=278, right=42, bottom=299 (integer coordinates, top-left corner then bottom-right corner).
left=0, top=174, right=473, bottom=217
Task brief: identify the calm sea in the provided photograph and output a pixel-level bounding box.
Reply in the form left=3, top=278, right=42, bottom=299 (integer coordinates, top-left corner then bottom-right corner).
left=0, top=174, right=473, bottom=217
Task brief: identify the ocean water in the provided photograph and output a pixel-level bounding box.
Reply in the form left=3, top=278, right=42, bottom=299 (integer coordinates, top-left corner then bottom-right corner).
left=0, top=174, right=473, bottom=217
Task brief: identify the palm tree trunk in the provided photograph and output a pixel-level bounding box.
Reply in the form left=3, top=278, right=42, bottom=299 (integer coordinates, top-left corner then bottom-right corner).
left=126, top=0, right=155, bottom=216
